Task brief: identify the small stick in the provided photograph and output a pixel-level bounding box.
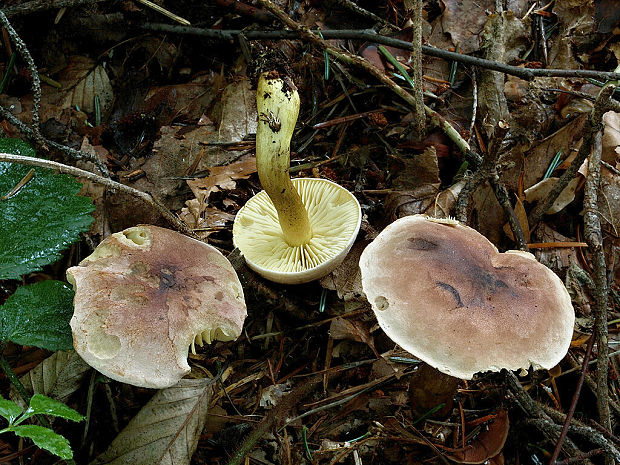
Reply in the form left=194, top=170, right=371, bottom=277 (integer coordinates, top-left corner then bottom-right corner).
left=226, top=375, right=322, bottom=465
left=549, top=335, right=595, bottom=464
left=0, top=153, right=196, bottom=238
left=135, top=24, right=620, bottom=82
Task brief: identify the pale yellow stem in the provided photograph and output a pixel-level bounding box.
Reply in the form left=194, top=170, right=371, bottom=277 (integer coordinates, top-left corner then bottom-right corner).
left=256, top=72, right=312, bottom=246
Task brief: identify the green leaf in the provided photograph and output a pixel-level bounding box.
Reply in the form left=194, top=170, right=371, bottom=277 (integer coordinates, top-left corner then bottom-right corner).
left=0, top=396, right=22, bottom=424
left=0, top=138, right=94, bottom=280
left=0, top=139, right=37, bottom=157
left=29, top=394, right=84, bottom=422
left=11, top=424, right=74, bottom=460
left=0, top=280, right=74, bottom=350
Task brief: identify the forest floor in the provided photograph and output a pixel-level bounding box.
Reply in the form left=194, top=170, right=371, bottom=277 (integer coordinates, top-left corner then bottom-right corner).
left=1, top=0, right=620, bottom=464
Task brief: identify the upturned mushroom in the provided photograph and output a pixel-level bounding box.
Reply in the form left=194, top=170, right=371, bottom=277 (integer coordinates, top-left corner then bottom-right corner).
left=359, top=215, right=574, bottom=380
left=67, top=225, right=247, bottom=389
left=233, top=72, right=361, bottom=284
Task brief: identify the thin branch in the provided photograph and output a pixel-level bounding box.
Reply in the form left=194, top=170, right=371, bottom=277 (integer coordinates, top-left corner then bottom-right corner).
left=0, top=12, right=110, bottom=176
left=0, top=106, right=110, bottom=176
left=584, top=128, right=611, bottom=431
left=332, top=0, right=396, bottom=30
left=0, top=153, right=196, bottom=238
left=527, top=419, right=620, bottom=462
left=226, top=375, right=322, bottom=465
left=549, top=336, right=595, bottom=465
left=0, top=10, right=42, bottom=139
left=528, top=86, right=616, bottom=228
left=2, top=0, right=109, bottom=17
left=406, top=0, right=425, bottom=139
left=255, top=0, right=471, bottom=157
left=137, top=24, right=620, bottom=82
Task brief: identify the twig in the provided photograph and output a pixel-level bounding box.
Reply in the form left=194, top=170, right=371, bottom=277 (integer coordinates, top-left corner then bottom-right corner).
left=255, top=0, right=471, bottom=157
left=406, top=0, right=425, bottom=139
left=454, top=123, right=528, bottom=249
left=226, top=375, right=322, bottom=465
left=0, top=12, right=110, bottom=176
left=584, top=125, right=611, bottom=431
left=528, top=86, right=616, bottom=228
left=0, top=106, right=110, bottom=176
left=555, top=449, right=604, bottom=465
left=505, top=371, right=584, bottom=457
left=0, top=153, right=195, bottom=237
left=490, top=173, right=528, bottom=250
left=527, top=419, right=620, bottom=462
left=136, top=25, right=620, bottom=82
left=332, top=0, right=396, bottom=30
left=549, top=335, right=595, bottom=465
left=2, top=0, right=109, bottom=17
left=0, top=10, right=42, bottom=140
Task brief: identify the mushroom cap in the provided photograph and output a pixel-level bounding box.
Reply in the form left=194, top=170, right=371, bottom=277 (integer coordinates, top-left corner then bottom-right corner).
left=233, top=178, right=361, bottom=284
left=359, top=215, right=574, bottom=380
left=67, top=225, right=246, bottom=389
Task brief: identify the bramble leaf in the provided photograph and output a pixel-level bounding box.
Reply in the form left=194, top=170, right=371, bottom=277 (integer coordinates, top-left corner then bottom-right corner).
left=12, top=424, right=75, bottom=460
left=0, top=138, right=94, bottom=280
left=0, top=397, right=22, bottom=424
left=0, top=280, right=74, bottom=350
left=29, top=394, right=84, bottom=422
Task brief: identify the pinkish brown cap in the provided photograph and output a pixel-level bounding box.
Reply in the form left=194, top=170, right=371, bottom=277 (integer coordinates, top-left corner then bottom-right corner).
left=359, top=215, right=574, bottom=380
left=67, top=225, right=246, bottom=388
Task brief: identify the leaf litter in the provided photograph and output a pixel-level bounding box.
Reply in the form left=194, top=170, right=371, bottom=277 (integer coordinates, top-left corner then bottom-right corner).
left=0, top=0, right=618, bottom=464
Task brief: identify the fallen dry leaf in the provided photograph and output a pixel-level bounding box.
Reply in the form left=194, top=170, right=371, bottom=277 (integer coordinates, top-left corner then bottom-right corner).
left=603, top=111, right=620, bottom=164
left=319, top=240, right=368, bottom=301
left=446, top=409, right=509, bottom=464
left=53, top=56, right=114, bottom=115
left=186, top=154, right=257, bottom=200
left=440, top=0, right=495, bottom=54
left=524, top=177, right=580, bottom=214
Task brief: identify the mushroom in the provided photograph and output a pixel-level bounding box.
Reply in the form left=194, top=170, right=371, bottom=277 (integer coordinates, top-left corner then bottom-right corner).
left=67, top=225, right=246, bottom=389
left=233, top=72, right=361, bottom=284
left=359, top=215, right=574, bottom=380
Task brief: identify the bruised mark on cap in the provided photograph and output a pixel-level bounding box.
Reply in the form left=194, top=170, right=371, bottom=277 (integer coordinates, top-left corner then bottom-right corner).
left=436, top=282, right=463, bottom=308
left=407, top=237, right=438, bottom=250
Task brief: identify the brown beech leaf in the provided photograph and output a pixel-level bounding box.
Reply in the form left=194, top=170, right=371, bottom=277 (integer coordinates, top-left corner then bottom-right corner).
left=603, top=111, right=620, bottom=164
left=186, top=155, right=257, bottom=199
left=446, top=409, right=509, bottom=464
left=503, top=195, right=530, bottom=243
left=56, top=56, right=114, bottom=115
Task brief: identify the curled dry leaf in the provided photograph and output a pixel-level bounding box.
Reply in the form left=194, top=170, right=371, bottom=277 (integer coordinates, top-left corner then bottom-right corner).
left=424, top=180, right=466, bottom=219
left=186, top=154, right=257, bottom=200
left=55, top=56, right=113, bottom=115
left=524, top=177, right=580, bottom=214
left=603, top=111, right=620, bottom=164
left=446, top=409, right=509, bottom=464
left=319, top=240, right=368, bottom=301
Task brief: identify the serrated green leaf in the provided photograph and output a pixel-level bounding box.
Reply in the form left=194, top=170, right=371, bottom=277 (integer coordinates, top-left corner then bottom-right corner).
left=0, top=396, right=22, bottom=424
left=11, top=424, right=74, bottom=460
left=0, top=280, right=74, bottom=350
left=29, top=394, right=84, bottom=422
left=0, top=139, right=37, bottom=158
left=0, top=138, right=94, bottom=280
left=92, top=378, right=214, bottom=465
